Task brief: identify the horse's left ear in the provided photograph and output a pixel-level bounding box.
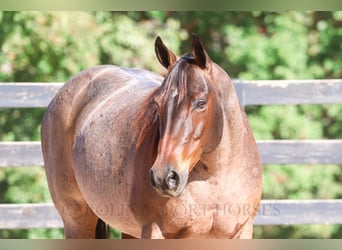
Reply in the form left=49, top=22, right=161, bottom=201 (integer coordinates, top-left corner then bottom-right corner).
left=192, top=34, right=211, bottom=69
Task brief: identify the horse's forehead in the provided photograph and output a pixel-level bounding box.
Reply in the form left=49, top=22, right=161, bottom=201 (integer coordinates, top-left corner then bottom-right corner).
left=172, top=64, right=208, bottom=91
left=156, top=61, right=212, bottom=107
left=187, top=70, right=209, bottom=93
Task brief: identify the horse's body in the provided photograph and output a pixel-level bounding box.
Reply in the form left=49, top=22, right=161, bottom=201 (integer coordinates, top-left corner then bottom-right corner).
left=41, top=35, right=262, bottom=239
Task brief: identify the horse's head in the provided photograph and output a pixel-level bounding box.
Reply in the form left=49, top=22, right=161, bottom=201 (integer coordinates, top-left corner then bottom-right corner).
left=149, top=35, right=224, bottom=197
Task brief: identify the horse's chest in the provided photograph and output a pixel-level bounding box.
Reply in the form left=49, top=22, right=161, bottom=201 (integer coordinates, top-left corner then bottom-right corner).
left=159, top=184, right=238, bottom=238
left=161, top=200, right=241, bottom=238
left=160, top=201, right=214, bottom=238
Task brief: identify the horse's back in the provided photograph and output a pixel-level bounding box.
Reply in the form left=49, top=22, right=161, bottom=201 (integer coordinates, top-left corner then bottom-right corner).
left=45, top=65, right=160, bottom=128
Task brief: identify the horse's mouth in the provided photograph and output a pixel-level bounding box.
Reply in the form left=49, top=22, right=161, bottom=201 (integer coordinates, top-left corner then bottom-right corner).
left=154, top=186, right=185, bottom=198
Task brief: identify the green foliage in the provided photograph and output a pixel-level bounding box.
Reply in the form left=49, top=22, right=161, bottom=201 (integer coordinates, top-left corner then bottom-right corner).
left=0, top=108, right=44, bottom=141
left=0, top=12, right=186, bottom=83
left=0, top=11, right=342, bottom=239
left=247, top=105, right=324, bottom=140
left=262, top=164, right=342, bottom=200
left=254, top=224, right=342, bottom=239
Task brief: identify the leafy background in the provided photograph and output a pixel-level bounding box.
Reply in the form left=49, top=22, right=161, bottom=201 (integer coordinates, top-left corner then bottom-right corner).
left=0, top=11, right=341, bottom=238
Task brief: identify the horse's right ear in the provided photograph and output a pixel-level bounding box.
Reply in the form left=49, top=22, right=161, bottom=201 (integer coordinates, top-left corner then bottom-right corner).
left=154, top=37, right=177, bottom=69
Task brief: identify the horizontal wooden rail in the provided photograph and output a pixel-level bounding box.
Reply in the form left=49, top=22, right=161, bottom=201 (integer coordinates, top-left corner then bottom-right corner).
left=1, top=80, right=342, bottom=108
left=0, top=203, right=62, bottom=229
left=234, top=79, right=342, bottom=106
left=0, top=142, right=42, bottom=167
left=257, top=140, right=342, bottom=164
left=1, top=140, right=342, bottom=167
left=1, top=199, right=341, bottom=229
left=0, top=83, right=62, bottom=108
left=254, top=199, right=342, bottom=225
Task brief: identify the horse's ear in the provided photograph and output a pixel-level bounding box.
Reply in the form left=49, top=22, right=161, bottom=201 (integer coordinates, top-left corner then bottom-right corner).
left=192, top=34, right=211, bottom=69
left=155, top=36, right=177, bottom=69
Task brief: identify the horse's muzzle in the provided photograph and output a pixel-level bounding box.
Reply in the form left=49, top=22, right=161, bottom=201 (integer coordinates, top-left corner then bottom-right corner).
left=150, top=166, right=187, bottom=197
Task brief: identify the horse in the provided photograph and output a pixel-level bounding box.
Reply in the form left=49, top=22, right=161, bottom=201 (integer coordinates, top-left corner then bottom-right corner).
left=41, top=34, right=262, bottom=239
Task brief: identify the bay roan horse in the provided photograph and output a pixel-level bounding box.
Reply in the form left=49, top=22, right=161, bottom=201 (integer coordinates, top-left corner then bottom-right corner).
left=41, top=35, right=262, bottom=239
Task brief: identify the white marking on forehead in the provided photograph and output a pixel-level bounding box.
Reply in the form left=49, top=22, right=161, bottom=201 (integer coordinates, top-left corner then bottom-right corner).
left=171, top=89, right=179, bottom=97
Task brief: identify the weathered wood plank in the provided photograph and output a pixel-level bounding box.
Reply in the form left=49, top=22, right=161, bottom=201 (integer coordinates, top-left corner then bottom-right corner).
left=1, top=200, right=341, bottom=229
left=1, top=140, right=342, bottom=167
left=257, top=140, right=342, bottom=165
left=234, top=79, right=342, bottom=106
left=0, top=83, right=62, bottom=108
left=0, top=203, right=63, bottom=229
left=1, top=80, right=342, bottom=108
left=254, top=199, right=342, bottom=225
left=0, top=142, right=43, bottom=167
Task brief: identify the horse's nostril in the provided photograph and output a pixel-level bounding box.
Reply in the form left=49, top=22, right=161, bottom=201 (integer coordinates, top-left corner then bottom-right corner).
left=166, top=170, right=179, bottom=190
left=150, top=168, right=180, bottom=192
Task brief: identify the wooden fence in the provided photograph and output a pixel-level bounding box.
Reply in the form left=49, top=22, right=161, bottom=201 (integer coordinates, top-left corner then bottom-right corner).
left=1, top=79, right=342, bottom=230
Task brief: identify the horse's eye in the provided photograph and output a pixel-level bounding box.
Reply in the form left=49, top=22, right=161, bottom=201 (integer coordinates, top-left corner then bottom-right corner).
left=194, top=99, right=207, bottom=111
